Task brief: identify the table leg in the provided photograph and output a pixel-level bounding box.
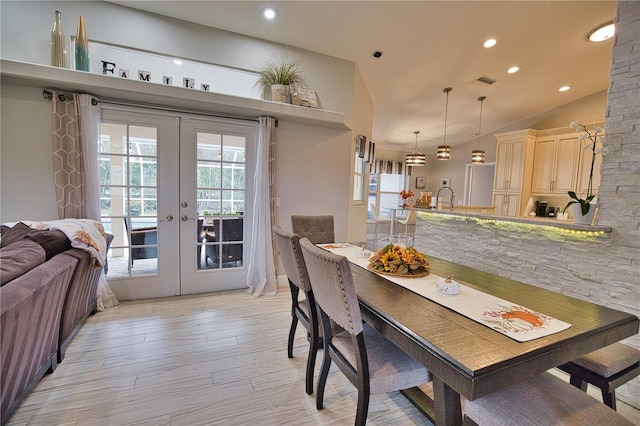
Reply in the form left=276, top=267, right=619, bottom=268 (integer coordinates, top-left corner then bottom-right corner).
left=433, top=376, right=462, bottom=426
left=390, top=210, right=396, bottom=235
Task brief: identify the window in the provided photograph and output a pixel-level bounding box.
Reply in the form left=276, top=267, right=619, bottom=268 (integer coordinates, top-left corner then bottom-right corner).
left=367, top=173, right=408, bottom=219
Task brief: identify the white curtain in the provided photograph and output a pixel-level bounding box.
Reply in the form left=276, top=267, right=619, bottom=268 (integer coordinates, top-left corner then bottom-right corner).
left=75, top=94, right=119, bottom=310
left=246, top=116, right=277, bottom=297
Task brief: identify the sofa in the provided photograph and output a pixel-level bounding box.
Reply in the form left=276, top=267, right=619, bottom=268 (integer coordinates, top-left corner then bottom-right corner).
left=0, top=222, right=112, bottom=425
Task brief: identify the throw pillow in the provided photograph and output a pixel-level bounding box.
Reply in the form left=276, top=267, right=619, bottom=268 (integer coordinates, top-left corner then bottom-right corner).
left=0, top=240, right=46, bottom=286
left=0, top=222, right=33, bottom=247
left=25, top=229, right=72, bottom=260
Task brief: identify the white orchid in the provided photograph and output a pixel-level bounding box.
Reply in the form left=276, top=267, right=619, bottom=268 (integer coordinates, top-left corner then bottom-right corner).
left=564, top=120, right=607, bottom=215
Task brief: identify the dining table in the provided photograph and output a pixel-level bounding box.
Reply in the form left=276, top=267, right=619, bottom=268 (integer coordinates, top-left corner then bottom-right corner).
left=332, top=243, right=639, bottom=426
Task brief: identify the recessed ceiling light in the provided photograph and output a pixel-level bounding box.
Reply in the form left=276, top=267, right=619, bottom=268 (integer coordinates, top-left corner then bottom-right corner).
left=588, top=21, right=615, bottom=42
left=373, top=51, right=383, bottom=58
left=262, top=7, right=278, bottom=20
left=507, top=66, right=520, bottom=74
left=173, top=59, right=183, bottom=65
left=483, top=39, right=497, bottom=48
left=559, top=85, right=571, bottom=92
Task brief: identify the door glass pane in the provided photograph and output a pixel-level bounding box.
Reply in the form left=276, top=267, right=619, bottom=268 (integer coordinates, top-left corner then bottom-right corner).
left=196, top=132, right=245, bottom=270
left=100, top=122, right=159, bottom=277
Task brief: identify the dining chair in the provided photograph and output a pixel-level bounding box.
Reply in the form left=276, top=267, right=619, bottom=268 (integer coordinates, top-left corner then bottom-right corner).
left=463, top=371, right=632, bottom=425
left=271, top=225, right=319, bottom=395
left=395, top=209, right=417, bottom=238
left=558, top=342, right=640, bottom=410
left=299, top=238, right=430, bottom=426
left=370, top=203, right=391, bottom=241
left=291, top=215, right=335, bottom=244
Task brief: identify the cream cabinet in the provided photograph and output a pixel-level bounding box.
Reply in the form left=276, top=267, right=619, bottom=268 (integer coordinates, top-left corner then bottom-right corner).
left=492, top=193, right=521, bottom=217
left=531, top=134, right=580, bottom=195
left=492, top=129, right=536, bottom=217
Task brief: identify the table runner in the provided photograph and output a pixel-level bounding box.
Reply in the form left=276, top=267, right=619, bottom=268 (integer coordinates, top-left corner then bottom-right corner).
left=319, top=243, right=571, bottom=342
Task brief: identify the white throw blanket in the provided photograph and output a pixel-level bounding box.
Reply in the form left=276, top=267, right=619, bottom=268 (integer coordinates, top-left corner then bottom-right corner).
left=21, top=219, right=107, bottom=268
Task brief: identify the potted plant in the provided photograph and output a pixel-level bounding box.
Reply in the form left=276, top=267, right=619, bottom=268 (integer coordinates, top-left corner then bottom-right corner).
left=563, top=120, right=608, bottom=225
left=255, top=54, right=305, bottom=103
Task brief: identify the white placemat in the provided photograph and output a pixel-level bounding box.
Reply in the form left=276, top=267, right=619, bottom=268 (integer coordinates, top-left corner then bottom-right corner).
left=319, top=243, right=571, bottom=342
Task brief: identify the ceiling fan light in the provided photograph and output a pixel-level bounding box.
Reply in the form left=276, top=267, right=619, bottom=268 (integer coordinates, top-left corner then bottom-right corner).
left=437, top=146, right=451, bottom=160
left=471, top=150, right=485, bottom=164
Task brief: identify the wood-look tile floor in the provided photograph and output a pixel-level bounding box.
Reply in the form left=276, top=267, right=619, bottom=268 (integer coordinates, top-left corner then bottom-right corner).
left=7, top=288, right=639, bottom=425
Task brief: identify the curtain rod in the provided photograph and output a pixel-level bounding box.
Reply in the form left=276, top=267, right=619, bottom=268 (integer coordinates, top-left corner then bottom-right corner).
left=41, top=89, right=268, bottom=124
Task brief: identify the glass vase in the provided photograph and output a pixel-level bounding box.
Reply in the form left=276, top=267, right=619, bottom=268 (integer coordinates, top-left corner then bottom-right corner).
left=50, top=11, right=66, bottom=67
left=75, top=15, right=89, bottom=71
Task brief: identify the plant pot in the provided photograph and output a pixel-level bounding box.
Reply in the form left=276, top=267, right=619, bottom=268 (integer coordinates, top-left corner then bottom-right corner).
left=573, top=203, right=596, bottom=225
left=270, top=84, right=290, bottom=103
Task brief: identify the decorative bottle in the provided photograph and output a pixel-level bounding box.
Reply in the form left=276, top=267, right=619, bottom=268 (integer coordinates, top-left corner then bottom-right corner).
left=50, top=11, right=66, bottom=67
left=75, top=15, right=89, bottom=71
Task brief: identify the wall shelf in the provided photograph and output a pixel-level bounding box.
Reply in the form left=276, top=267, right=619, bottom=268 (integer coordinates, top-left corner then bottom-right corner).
left=0, top=59, right=352, bottom=130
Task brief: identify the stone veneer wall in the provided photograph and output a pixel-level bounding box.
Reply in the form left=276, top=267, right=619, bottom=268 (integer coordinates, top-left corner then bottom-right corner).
left=414, top=1, right=639, bottom=407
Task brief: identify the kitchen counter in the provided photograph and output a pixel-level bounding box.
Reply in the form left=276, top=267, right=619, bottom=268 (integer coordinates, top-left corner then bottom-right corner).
left=408, top=206, right=612, bottom=233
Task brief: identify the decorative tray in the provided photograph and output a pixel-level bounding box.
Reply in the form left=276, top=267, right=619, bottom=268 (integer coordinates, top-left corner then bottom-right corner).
left=367, top=264, right=430, bottom=278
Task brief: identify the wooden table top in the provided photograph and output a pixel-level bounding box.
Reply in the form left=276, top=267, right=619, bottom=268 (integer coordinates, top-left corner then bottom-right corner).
left=350, top=255, right=639, bottom=400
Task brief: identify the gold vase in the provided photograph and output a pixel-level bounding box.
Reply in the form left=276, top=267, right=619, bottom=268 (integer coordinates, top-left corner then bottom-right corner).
left=75, top=15, right=89, bottom=71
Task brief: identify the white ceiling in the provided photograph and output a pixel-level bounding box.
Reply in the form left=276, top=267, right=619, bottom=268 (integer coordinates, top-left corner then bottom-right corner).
left=110, top=1, right=616, bottom=153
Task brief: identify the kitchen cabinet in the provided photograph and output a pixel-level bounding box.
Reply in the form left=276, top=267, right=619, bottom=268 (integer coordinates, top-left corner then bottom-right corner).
left=492, top=192, right=521, bottom=217
left=531, top=134, right=580, bottom=195
left=492, top=129, right=536, bottom=217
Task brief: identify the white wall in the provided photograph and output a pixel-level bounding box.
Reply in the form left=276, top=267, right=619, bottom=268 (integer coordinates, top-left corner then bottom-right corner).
left=0, top=85, right=58, bottom=221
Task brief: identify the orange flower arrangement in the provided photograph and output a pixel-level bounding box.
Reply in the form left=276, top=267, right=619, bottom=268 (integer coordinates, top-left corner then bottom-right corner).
left=400, top=189, right=414, bottom=200
left=368, top=243, right=429, bottom=277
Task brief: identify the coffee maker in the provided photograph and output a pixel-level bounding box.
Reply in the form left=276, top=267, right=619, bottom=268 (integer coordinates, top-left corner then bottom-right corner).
left=536, top=201, right=548, bottom=217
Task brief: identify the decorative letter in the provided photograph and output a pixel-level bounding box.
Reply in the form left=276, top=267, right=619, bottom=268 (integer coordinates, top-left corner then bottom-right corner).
left=163, top=76, right=173, bottom=85
left=101, top=61, right=116, bottom=75
left=119, top=69, right=129, bottom=78
left=201, top=83, right=210, bottom=91
left=138, top=70, right=151, bottom=82
left=183, top=77, right=195, bottom=89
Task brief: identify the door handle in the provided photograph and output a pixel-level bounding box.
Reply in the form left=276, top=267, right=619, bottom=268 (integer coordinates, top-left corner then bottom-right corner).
left=181, top=215, right=195, bottom=222
left=159, top=214, right=174, bottom=223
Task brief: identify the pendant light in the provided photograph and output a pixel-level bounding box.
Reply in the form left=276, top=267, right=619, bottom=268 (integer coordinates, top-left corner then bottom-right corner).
left=437, top=87, right=452, bottom=160
left=471, top=96, right=486, bottom=164
left=405, top=130, right=425, bottom=166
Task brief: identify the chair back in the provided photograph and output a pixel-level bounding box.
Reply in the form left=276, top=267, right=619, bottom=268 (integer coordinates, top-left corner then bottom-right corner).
left=291, top=215, right=335, bottom=244
left=272, top=225, right=311, bottom=292
left=370, top=204, right=381, bottom=221
left=405, top=210, right=417, bottom=225
left=300, top=238, right=363, bottom=335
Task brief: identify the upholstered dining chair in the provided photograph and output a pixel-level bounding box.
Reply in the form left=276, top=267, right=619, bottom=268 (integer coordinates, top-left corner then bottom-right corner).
left=291, top=215, right=335, bottom=244
left=463, top=371, right=632, bottom=425
left=299, top=238, right=430, bottom=425
left=370, top=203, right=391, bottom=241
left=271, top=225, right=319, bottom=395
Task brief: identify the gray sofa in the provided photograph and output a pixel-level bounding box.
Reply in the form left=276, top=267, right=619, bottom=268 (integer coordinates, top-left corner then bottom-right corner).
left=0, top=223, right=112, bottom=425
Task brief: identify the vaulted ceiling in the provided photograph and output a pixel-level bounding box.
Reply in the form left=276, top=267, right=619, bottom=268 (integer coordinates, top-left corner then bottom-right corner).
left=110, top=1, right=616, bottom=153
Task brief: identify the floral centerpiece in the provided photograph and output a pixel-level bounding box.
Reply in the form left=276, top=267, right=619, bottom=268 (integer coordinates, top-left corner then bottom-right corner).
left=563, top=120, right=608, bottom=223
left=368, top=243, right=430, bottom=277
left=400, top=189, right=415, bottom=206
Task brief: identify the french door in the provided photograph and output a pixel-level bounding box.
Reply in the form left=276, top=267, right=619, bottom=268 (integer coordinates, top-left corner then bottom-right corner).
left=100, top=107, right=255, bottom=299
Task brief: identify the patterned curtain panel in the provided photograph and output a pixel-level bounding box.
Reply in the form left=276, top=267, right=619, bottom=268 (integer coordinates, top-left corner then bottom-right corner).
left=246, top=116, right=277, bottom=297
left=52, top=91, right=85, bottom=219
left=370, top=160, right=412, bottom=176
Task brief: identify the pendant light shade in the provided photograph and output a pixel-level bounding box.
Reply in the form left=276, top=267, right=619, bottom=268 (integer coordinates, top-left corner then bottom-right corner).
left=437, top=87, right=452, bottom=160
left=471, top=96, right=486, bottom=164
left=405, top=130, right=425, bottom=166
